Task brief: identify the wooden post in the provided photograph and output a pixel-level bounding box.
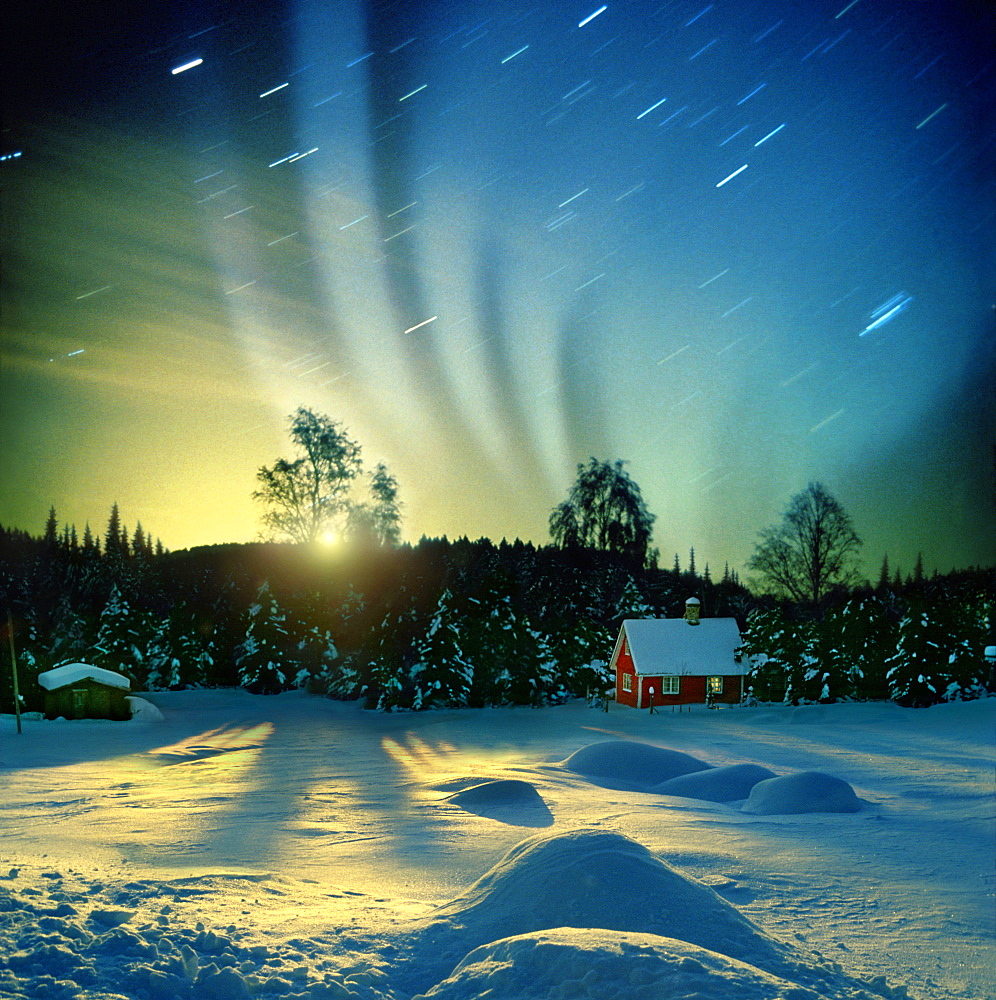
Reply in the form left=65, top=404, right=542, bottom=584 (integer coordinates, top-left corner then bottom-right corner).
left=6, top=611, right=22, bottom=735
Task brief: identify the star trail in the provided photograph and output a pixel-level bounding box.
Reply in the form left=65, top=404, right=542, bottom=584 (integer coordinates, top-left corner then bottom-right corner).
left=1, top=0, right=993, bottom=575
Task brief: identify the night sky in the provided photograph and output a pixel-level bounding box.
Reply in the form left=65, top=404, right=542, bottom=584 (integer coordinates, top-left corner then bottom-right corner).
left=2, top=0, right=994, bottom=579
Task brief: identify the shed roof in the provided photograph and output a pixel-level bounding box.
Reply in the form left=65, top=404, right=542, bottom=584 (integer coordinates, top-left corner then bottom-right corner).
left=37, top=663, right=131, bottom=692
left=615, top=618, right=745, bottom=676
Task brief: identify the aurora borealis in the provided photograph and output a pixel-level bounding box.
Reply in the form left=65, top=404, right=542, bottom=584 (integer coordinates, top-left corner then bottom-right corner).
left=2, top=0, right=993, bottom=576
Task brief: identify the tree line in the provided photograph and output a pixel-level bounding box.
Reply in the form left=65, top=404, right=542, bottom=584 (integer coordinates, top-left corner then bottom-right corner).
left=1, top=407, right=992, bottom=713
left=0, top=526, right=752, bottom=713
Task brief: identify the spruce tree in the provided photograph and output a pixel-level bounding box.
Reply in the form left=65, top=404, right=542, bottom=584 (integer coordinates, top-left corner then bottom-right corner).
left=777, top=618, right=820, bottom=704
left=48, top=595, right=95, bottom=666
left=132, top=523, right=146, bottom=559
left=368, top=599, right=420, bottom=710
left=742, top=607, right=817, bottom=703
left=460, top=589, right=555, bottom=707
left=877, top=555, right=890, bottom=592
left=146, top=615, right=183, bottom=690
left=288, top=598, right=340, bottom=692
left=614, top=575, right=655, bottom=621
left=886, top=600, right=948, bottom=706
left=410, top=589, right=473, bottom=709
left=94, top=584, right=150, bottom=686
left=235, top=582, right=292, bottom=694
left=105, top=504, right=123, bottom=558
left=175, top=612, right=216, bottom=689
left=547, top=614, right=613, bottom=703
left=838, top=595, right=893, bottom=699
left=934, top=591, right=990, bottom=701
left=44, top=506, right=59, bottom=550
left=812, top=604, right=852, bottom=702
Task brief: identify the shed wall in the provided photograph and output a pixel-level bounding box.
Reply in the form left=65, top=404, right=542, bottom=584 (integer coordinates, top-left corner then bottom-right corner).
left=43, top=679, right=131, bottom=721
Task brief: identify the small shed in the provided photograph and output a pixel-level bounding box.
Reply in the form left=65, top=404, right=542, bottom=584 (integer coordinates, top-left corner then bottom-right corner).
left=37, top=663, right=132, bottom=721
left=611, top=601, right=745, bottom=708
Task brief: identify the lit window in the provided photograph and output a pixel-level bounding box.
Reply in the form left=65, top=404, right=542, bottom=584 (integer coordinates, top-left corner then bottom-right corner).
left=707, top=676, right=724, bottom=694
left=622, top=673, right=633, bottom=692
left=661, top=676, right=680, bottom=695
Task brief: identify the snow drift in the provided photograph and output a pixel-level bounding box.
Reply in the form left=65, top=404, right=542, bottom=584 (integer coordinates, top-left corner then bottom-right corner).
left=411, top=927, right=837, bottom=1000
left=406, top=828, right=796, bottom=989
left=561, top=740, right=711, bottom=789
left=653, top=763, right=776, bottom=802
left=742, top=771, right=862, bottom=815
left=445, top=779, right=553, bottom=827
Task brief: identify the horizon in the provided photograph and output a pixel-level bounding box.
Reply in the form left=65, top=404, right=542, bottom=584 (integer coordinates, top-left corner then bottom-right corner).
left=2, top=1, right=994, bottom=579
left=6, top=504, right=993, bottom=587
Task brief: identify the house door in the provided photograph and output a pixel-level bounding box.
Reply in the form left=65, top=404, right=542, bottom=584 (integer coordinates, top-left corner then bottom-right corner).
left=71, top=688, right=86, bottom=718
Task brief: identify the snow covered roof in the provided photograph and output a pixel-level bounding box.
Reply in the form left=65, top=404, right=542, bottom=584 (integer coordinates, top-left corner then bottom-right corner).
left=615, top=618, right=745, bottom=676
left=37, top=663, right=131, bottom=692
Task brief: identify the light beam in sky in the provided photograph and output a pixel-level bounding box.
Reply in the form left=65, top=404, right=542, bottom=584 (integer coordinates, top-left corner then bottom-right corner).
left=170, top=58, right=203, bottom=75
left=2, top=0, right=993, bottom=575
left=578, top=7, right=607, bottom=29
left=716, top=164, right=748, bottom=187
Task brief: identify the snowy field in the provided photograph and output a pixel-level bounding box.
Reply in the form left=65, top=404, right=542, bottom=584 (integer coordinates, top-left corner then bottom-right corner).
left=1, top=691, right=993, bottom=999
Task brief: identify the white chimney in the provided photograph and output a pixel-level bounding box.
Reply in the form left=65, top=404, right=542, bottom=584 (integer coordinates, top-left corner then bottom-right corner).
left=684, top=596, right=701, bottom=625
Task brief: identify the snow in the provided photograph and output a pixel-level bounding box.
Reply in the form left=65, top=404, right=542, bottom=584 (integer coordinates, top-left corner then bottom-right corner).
left=1, top=691, right=993, bottom=1000
left=618, top=617, right=746, bottom=675
left=653, top=763, right=777, bottom=802
left=36, top=662, right=131, bottom=692
left=413, top=929, right=835, bottom=1000
left=561, top=739, right=711, bottom=788
left=125, top=695, right=166, bottom=721
left=742, top=771, right=863, bottom=815
left=445, top=779, right=552, bottom=826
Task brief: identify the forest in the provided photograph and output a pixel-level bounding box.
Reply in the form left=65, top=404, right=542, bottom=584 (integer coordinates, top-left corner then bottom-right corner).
left=1, top=507, right=992, bottom=714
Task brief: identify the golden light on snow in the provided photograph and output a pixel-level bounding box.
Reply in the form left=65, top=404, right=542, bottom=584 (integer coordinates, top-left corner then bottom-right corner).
left=380, top=734, right=462, bottom=776
left=148, top=722, right=275, bottom=764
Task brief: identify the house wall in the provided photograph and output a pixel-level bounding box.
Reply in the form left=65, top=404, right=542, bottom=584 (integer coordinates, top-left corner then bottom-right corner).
left=645, top=675, right=743, bottom=706
left=624, top=673, right=743, bottom=708
left=44, top=679, right=130, bottom=721
left=612, top=641, right=639, bottom=708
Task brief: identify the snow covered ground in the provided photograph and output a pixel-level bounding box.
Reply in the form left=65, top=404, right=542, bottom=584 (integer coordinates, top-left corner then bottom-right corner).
left=1, top=691, right=992, bottom=999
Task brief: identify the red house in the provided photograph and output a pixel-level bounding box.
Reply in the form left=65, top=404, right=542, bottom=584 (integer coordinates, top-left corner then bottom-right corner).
left=611, top=600, right=745, bottom=708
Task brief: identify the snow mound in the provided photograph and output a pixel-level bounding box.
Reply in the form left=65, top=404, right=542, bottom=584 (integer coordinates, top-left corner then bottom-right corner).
left=411, top=829, right=793, bottom=987
left=446, top=780, right=553, bottom=827
left=562, top=740, right=711, bottom=789
left=742, top=772, right=862, bottom=815
left=412, top=927, right=834, bottom=1000
left=447, top=779, right=544, bottom=807
left=653, top=763, right=777, bottom=802
left=126, top=696, right=165, bottom=721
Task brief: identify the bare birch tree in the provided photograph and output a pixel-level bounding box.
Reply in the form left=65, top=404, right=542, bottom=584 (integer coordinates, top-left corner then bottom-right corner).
left=747, top=482, right=862, bottom=605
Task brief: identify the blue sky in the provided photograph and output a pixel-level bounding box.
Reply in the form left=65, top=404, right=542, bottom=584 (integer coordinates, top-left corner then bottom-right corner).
left=2, top=0, right=993, bottom=576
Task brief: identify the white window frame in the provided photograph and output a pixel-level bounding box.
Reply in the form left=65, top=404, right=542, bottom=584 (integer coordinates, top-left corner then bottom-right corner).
left=707, top=676, right=724, bottom=695
left=622, top=673, right=633, bottom=693
left=660, top=675, right=680, bottom=695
